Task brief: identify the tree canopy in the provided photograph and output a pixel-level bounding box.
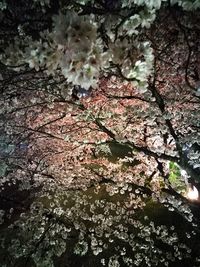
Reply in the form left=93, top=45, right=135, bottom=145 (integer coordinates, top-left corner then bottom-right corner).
left=0, top=0, right=200, bottom=267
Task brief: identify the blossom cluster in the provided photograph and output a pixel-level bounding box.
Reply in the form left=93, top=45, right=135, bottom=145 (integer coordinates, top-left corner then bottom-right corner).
left=1, top=8, right=156, bottom=92
left=51, top=12, right=109, bottom=90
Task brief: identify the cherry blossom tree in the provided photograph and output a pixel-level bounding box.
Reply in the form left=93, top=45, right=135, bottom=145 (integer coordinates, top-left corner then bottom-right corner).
left=0, top=0, right=200, bottom=266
